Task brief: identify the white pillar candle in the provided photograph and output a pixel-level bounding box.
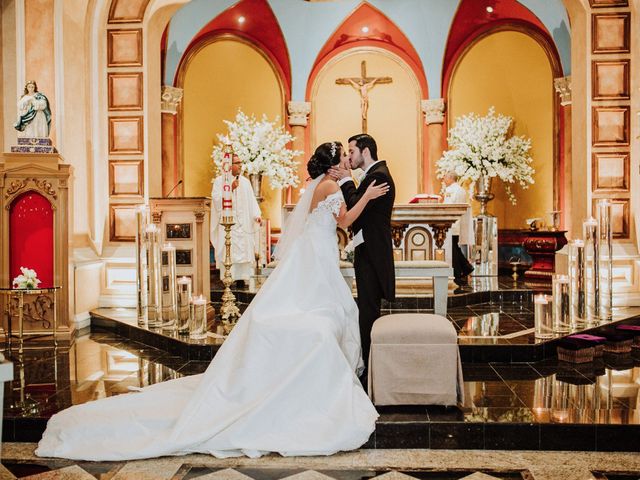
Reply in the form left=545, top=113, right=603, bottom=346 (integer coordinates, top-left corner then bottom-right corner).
left=161, top=243, right=178, bottom=329
left=221, top=148, right=234, bottom=217
left=597, top=200, right=613, bottom=321
left=583, top=217, right=599, bottom=324
left=135, top=205, right=149, bottom=324
left=145, top=224, right=162, bottom=327
left=569, top=240, right=586, bottom=329
left=190, top=295, right=208, bottom=340
left=552, top=274, right=570, bottom=333
left=534, top=294, right=553, bottom=339
left=177, top=276, right=192, bottom=333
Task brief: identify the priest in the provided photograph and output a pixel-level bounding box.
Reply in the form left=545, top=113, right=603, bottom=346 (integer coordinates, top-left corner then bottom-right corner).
left=210, top=155, right=262, bottom=286
left=442, top=172, right=474, bottom=284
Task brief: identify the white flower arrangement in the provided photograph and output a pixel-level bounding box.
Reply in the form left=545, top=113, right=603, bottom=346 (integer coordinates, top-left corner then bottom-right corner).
left=12, top=267, right=41, bottom=289
left=436, top=107, right=535, bottom=204
left=211, top=109, right=303, bottom=190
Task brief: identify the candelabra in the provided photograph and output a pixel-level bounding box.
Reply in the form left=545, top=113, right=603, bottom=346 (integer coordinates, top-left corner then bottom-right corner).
left=220, top=215, right=240, bottom=333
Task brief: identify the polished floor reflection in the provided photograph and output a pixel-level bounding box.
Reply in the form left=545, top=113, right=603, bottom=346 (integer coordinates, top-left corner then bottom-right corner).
left=3, top=329, right=639, bottom=450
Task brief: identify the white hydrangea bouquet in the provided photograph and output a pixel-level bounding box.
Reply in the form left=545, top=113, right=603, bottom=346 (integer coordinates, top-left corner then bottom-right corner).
left=12, top=267, right=41, bottom=289
left=211, top=109, right=303, bottom=189
left=436, top=107, right=535, bottom=204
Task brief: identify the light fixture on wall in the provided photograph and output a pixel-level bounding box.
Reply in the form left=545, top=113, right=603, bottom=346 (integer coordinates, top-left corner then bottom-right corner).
left=238, top=16, right=246, bottom=24
left=486, top=6, right=494, bottom=13
left=361, top=26, right=369, bottom=33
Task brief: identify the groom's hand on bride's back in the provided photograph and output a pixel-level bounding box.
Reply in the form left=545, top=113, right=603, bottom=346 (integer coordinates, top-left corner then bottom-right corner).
left=327, top=165, right=350, bottom=181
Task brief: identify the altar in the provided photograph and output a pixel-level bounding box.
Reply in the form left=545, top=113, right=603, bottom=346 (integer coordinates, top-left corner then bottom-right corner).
left=280, top=201, right=469, bottom=296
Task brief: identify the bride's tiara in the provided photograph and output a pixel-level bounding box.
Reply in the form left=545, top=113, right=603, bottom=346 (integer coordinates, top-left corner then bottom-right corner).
left=330, top=142, right=337, bottom=158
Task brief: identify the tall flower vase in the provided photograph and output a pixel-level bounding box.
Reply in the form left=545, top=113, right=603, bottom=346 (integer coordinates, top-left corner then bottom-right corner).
left=249, top=173, right=264, bottom=203
left=473, top=174, right=495, bottom=216
left=472, top=175, right=498, bottom=277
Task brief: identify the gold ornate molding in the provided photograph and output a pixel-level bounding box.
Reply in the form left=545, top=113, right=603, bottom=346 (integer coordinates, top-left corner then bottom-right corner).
left=287, top=101, right=311, bottom=127
left=421, top=98, right=445, bottom=125
left=4, top=177, right=57, bottom=200
left=554, top=76, right=572, bottom=106
left=161, top=85, right=184, bottom=115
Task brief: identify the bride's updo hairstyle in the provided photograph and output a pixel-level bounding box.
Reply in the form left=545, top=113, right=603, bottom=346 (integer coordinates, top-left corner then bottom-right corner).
left=307, top=141, right=342, bottom=179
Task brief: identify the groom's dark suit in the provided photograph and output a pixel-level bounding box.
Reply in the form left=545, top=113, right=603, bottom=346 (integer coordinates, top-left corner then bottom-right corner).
left=340, top=161, right=395, bottom=366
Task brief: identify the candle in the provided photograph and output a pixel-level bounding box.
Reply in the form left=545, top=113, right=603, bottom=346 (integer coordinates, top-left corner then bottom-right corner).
left=177, top=276, right=192, bottom=333
left=569, top=240, right=586, bottom=329
left=190, top=295, right=208, bottom=339
left=552, top=274, right=570, bottom=333
left=597, top=200, right=613, bottom=321
left=221, top=146, right=234, bottom=216
left=161, top=243, right=178, bottom=329
left=135, top=205, right=149, bottom=324
left=534, top=294, right=553, bottom=339
left=583, top=217, right=599, bottom=324
left=145, top=225, right=162, bottom=327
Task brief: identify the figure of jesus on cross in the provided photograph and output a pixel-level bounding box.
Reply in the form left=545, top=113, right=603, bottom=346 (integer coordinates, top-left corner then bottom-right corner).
left=336, top=60, right=392, bottom=133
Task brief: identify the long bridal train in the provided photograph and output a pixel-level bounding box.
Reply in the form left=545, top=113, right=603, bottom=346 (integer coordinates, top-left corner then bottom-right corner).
left=36, top=186, right=378, bottom=461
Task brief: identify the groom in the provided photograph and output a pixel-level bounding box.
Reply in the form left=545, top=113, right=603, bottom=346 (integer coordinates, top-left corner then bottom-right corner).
left=329, top=134, right=396, bottom=371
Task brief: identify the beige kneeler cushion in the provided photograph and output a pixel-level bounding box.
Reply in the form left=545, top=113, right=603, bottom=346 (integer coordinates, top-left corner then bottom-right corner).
left=368, top=313, right=464, bottom=406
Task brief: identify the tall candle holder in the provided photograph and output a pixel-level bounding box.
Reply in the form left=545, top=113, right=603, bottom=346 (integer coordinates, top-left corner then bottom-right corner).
left=135, top=205, right=149, bottom=325
left=161, top=243, right=178, bottom=330
left=177, top=276, right=192, bottom=333
left=552, top=274, right=570, bottom=333
left=145, top=225, right=163, bottom=327
left=583, top=217, right=599, bottom=324
left=569, top=240, right=586, bottom=329
left=534, top=294, right=553, bottom=339
left=597, top=200, right=613, bottom=321
left=220, top=216, right=240, bottom=332
left=190, top=295, right=208, bottom=339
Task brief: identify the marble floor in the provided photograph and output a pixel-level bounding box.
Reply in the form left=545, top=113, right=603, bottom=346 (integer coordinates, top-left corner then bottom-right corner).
left=2, top=444, right=640, bottom=479
left=3, top=329, right=640, bottom=450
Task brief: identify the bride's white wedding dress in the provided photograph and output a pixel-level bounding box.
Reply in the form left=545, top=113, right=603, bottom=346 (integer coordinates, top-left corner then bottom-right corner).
left=36, top=184, right=378, bottom=461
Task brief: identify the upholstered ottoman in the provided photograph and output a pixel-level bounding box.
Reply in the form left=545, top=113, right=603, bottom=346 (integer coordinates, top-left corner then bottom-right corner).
left=368, top=313, right=464, bottom=406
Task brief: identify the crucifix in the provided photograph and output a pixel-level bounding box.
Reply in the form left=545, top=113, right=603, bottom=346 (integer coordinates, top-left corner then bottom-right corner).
left=336, top=60, right=393, bottom=133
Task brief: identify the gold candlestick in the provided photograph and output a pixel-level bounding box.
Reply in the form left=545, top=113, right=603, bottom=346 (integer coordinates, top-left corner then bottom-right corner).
left=220, top=215, right=240, bottom=333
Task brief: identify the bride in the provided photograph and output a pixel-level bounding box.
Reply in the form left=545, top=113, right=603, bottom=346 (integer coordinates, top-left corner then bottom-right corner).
left=36, top=141, right=390, bottom=461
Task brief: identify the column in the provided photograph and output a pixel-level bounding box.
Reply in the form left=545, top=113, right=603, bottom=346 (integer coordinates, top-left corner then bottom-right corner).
left=554, top=76, right=572, bottom=232
left=161, top=86, right=184, bottom=196
left=421, top=98, right=445, bottom=194
left=287, top=101, right=311, bottom=203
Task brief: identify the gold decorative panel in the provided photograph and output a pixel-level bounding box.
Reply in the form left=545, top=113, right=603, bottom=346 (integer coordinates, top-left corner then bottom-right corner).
left=108, top=116, right=144, bottom=154
left=110, top=204, right=138, bottom=242
left=107, top=29, right=143, bottom=67
left=108, top=73, right=143, bottom=111
left=109, top=160, right=143, bottom=196
left=592, top=106, right=629, bottom=147
left=108, top=0, right=150, bottom=23
left=592, top=13, right=630, bottom=54
left=592, top=152, right=629, bottom=192
left=592, top=60, right=630, bottom=100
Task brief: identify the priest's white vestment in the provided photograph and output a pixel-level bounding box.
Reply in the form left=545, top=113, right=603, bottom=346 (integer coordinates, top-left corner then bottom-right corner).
left=210, top=175, right=261, bottom=281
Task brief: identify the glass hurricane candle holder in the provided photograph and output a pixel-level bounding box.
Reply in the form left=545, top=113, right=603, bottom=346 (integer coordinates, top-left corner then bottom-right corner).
left=177, top=277, right=192, bottom=333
